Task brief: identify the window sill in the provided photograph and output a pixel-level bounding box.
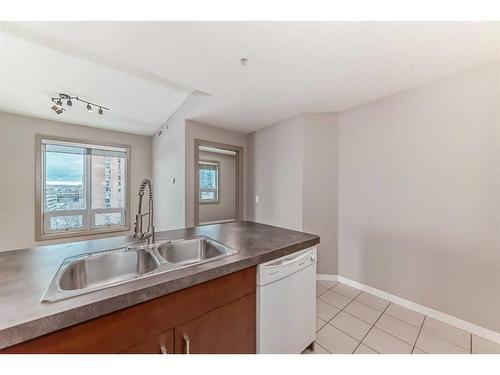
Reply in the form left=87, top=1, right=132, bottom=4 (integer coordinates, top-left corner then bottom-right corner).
left=36, top=226, right=130, bottom=242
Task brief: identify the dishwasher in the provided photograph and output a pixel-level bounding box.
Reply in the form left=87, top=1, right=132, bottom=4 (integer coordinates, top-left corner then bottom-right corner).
left=256, top=246, right=317, bottom=354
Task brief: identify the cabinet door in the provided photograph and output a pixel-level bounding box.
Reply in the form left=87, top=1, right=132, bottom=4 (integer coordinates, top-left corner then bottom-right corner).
left=121, top=329, right=174, bottom=354
left=174, top=293, right=256, bottom=354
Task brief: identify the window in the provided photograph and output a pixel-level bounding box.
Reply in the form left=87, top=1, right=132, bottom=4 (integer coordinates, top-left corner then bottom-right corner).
left=37, top=136, right=129, bottom=240
left=199, top=160, right=219, bottom=204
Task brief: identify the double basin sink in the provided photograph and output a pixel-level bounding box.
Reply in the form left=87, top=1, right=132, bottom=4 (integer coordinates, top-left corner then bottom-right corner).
left=42, top=237, right=238, bottom=302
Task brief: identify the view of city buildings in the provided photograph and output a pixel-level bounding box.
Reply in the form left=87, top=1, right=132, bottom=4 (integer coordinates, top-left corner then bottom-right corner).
left=45, top=150, right=125, bottom=231
left=92, top=155, right=124, bottom=226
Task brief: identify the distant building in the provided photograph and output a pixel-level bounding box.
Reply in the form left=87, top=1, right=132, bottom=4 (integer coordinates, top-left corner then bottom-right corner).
left=45, top=155, right=124, bottom=229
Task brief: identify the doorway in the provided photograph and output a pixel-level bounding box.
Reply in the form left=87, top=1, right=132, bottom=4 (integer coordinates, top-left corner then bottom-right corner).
left=194, top=139, right=243, bottom=226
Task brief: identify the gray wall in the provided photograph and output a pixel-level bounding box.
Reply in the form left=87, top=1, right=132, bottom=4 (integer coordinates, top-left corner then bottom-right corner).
left=337, top=62, right=500, bottom=332
left=0, top=112, right=152, bottom=251
left=152, top=94, right=248, bottom=231
left=152, top=95, right=190, bottom=232
left=302, top=113, right=339, bottom=275
left=199, top=150, right=237, bottom=223
left=185, top=120, right=247, bottom=228
left=247, top=113, right=339, bottom=274
left=247, top=116, right=304, bottom=231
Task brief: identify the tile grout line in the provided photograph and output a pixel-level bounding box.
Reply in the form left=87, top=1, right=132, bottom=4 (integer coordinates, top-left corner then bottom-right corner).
left=411, top=316, right=426, bottom=354
left=369, top=317, right=422, bottom=348
left=413, top=315, right=472, bottom=353
left=384, top=309, right=425, bottom=329
left=316, top=285, right=365, bottom=352
left=353, top=293, right=430, bottom=346
left=318, top=282, right=478, bottom=354
left=351, top=302, right=391, bottom=354
left=313, top=341, right=331, bottom=354
left=334, top=275, right=500, bottom=347
left=318, top=283, right=421, bottom=354
left=325, top=285, right=417, bottom=329
left=315, top=281, right=337, bottom=299
left=317, top=283, right=424, bottom=353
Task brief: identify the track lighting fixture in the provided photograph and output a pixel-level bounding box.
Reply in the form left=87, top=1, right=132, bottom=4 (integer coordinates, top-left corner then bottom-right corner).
left=50, top=93, right=109, bottom=116
left=51, top=105, right=65, bottom=115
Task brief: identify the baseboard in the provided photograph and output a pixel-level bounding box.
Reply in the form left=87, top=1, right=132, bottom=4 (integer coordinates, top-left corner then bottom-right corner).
left=198, top=218, right=236, bottom=225
left=317, top=274, right=500, bottom=345
left=316, top=274, right=339, bottom=282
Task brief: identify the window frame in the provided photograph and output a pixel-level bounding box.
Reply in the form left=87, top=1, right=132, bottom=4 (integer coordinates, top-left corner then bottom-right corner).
left=199, top=160, right=220, bottom=204
left=35, top=135, right=131, bottom=241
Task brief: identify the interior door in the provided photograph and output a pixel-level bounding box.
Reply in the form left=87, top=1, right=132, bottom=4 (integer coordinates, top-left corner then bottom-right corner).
left=174, top=293, right=256, bottom=354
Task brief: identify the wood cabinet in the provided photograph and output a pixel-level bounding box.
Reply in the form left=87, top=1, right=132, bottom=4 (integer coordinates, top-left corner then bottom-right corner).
left=2, top=267, right=256, bottom=354
left=122, top=329, right=174, bottom=354
left=174, top=293, right=256, bottom=354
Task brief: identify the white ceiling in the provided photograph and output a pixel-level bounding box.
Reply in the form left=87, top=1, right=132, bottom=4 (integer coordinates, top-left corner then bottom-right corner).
left=0, top=23, right=194, bottom=135
left=1, top=22, right=499, bottom=135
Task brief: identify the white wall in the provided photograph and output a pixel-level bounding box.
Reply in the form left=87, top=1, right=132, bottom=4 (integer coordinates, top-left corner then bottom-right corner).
left=0, top=112, right=152, bottom=251
left=247, top=113, right=338, bottom=274
left=199, top=150, right=237, bottom=223
left=337, top=62, right=500, bottom=332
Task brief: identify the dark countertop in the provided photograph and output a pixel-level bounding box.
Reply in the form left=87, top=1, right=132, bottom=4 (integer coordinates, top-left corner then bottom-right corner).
left=0, top=221, right=319, bottom=349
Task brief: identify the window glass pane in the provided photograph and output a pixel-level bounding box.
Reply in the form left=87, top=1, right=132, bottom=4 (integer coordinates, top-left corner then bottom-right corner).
left=45, top=145, right=85, bottom=211
left=200, top=166, right=217, bottom=189
left=49, top=215, right=83, bottom=231
left=92, top=154, right=126, bottom=209
left=201, top=191, right=215, bottom=200
left=41, top=139, right=128, bottom=237
left=95, top=212, right=122, bottom=226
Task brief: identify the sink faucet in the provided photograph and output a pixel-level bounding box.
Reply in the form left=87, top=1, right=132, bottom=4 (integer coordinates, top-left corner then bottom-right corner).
left=133, top=178, right=155, bottom=245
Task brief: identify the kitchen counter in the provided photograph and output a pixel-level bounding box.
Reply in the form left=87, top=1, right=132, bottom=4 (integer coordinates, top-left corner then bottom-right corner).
left=0, top=221, right=319, bottom=349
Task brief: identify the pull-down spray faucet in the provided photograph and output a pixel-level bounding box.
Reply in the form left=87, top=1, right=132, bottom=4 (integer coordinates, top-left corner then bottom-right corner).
left=133, top=178, right=154, bottom=244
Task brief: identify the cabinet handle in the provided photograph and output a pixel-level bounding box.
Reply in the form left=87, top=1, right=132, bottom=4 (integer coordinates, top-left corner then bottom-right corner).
left=183, top=334, right=190, bottom=354
left=160, top=345, right=167, bottom=354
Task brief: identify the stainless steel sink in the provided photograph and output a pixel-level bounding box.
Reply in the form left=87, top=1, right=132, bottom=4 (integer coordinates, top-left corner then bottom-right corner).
left=155, top=238, right=237, bottom=265
left=59, top=248, right=159, bottom=291
left=42, top=237, right=238, bottom=302
left=42, top=247, right=160, bottom=302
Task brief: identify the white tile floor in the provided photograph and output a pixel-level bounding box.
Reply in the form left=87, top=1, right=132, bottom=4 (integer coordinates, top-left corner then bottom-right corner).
left=304, top=281, right=500, bottom=354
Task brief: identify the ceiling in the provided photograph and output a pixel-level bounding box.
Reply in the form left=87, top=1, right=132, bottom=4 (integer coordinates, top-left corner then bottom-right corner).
left=1, top=22, right=499, bottom=135
left=0, top=23, right=194, bottom=135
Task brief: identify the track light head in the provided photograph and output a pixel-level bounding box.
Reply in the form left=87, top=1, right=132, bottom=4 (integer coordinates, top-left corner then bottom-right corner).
left=51, top=105, right=64, bottom=115
left=98, top=107, right=103, bottom=116
left=56, top=98, right=62, bottom=106
left=86, top=103, right=93, bottom=112
left=67, top=99, right=72, bottom=106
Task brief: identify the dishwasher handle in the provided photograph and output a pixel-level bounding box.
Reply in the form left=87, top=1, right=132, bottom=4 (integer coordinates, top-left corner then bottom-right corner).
left=262, top=250, right=315, bottom=270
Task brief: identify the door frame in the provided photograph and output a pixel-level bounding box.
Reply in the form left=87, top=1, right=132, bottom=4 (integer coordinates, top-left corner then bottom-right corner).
left=194, top=139, right=243, bottom=226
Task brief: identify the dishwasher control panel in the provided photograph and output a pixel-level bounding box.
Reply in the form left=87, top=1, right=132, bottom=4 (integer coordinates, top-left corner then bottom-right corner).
left=257, top=247, right=317, bottom=286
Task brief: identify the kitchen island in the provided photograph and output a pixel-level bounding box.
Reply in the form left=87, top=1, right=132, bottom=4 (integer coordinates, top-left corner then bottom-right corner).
left=0, top=221, right=319, bottom=352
